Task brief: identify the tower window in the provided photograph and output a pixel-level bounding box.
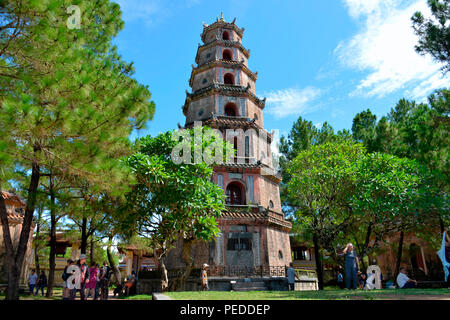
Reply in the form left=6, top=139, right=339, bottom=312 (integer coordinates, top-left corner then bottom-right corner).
left=226, top=182, right=245, bottom=205
left=224, top=73, right=234, bottom=85
left=222, top=31, right=230, bottom=40
left=278, top=250, right=283, bottom=260
left=202, top=78, right=207, bottom=84
left=269, top=200, right=274, bottom=209
left=224, top=102, right=238, bottom=117
left=222, top=49, right=232, bottom=61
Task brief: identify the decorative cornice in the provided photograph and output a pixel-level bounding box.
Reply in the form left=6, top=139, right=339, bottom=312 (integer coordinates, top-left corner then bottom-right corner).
left=201, top=18, right=244, bottom=43
left=195, top=39, right=250, bottom=64
left=189, top=59, right=258, bottom=87
left=182, top=84, right=266, bottom=115
left=219, top=205, right=291, bottom=230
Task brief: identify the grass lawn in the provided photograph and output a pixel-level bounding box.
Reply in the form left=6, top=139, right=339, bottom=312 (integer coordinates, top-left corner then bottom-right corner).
left=163, top=288, right=450, bottom=300
left=0, top=287, right=63, bottom=300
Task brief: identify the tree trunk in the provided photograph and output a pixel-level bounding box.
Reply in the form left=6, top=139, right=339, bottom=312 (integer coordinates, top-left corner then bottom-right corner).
left=394, top=230, right=404, bottom=281
left=313, top=232, right=324, bottom=290
left=0, top=186, right=17, bottom=300
left=80, top=217, right=87, bottom=254
left=360, top=222, right=373, bottom=272
left=3, top=160, right=40, bottom=300
left=106, top=240, right=121, bottom=286
left=34, top=210, right=41, bottom=277
left=46, top=174, right=56, bottom=297
left=89, top=235, right=95, bottom=263
left=170, top=238, right=195, bottom=291
left=158, top=251, right=169, bottom=292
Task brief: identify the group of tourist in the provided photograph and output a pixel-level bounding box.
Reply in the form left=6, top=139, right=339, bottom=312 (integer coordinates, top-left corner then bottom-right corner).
left=62, top=254, right=111, bottom=300
left=338, top=237, right=450, bottom=290
left=28, top=269, right=47, bottom=296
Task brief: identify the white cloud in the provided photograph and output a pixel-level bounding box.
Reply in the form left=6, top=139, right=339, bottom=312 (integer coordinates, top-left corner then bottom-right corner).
left=264, top=87, right=321, bottom=119
left=114, top=0, right=162, bottom=27
left=336, top=0, right=450, bottom=99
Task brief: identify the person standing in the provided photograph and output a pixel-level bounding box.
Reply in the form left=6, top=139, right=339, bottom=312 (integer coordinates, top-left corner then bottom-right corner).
left=35, top=271, right=47, bottom=296
left=85, top=261, right=98, bottom=300
left=67, top=261, right=81, bottom=300
left=336, top=270, right=344, bottom=289
left=201, top=263, right=209, bottom=291
left=341, top=243, right=360, bottom=290
left=28, top=269, right=38, bottom=295
left=99, top=261, right=111, bottom=300
left=62, top=259, right=73, bottom=300
left=286, top=263, right=296, bottom=291
left=77, top=254, right=90, bottom=300
left=94, top=264, right=101, bottom=300
left=445, top=229, right=450, bottom=288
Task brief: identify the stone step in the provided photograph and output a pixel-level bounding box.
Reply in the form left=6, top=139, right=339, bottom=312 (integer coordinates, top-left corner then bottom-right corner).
left=233, top=281, right=268, bottom=291
left=234, top=287, right=268, bottom=292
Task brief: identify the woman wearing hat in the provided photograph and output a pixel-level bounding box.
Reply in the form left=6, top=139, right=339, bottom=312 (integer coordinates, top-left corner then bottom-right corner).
left=77, top=254, right=90, bottom=300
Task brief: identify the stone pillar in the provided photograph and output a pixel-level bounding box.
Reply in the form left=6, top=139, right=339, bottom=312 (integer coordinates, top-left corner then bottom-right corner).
left=252, top=232, right=260, bottom=266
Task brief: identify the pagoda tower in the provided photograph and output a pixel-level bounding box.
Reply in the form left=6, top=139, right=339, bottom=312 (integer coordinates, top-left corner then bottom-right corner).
left=169, top=14, right=292, bottom=274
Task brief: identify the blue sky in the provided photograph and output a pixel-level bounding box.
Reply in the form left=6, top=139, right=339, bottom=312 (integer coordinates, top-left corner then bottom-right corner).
left=112, top=0, right=449, bottom=142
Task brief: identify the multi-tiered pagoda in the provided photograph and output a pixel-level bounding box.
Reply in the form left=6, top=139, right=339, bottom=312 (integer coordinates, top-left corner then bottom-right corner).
left=166, top=15, right=292, bottom=275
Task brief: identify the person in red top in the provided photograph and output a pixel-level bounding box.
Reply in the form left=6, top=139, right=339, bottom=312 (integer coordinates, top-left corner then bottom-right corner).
left=86, top=261, right=99, bottom=300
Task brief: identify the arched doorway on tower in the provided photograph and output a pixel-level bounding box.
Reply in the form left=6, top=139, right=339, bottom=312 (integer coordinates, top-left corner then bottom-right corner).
left=222, top=49, right=233, bottom=61
left=224, top=102, right=238, bottom=117
left=224, top=73, right=234, bottom=85
left=226, top=181, right=246, bottom=205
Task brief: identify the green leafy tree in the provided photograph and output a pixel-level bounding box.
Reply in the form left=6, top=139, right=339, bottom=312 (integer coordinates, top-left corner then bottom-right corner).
left=352, top=109, right=377, bottom=152
left=0, top=1, right=154, bottom=300
left=122, top=129, right=231, bottom=291
left=279, top=118, right=348, bottom=213
left=412, top=0, right=450, bottom=73
left=350, top=153, right=442, bottom=276
left=287, top=141, right=365, bottom=289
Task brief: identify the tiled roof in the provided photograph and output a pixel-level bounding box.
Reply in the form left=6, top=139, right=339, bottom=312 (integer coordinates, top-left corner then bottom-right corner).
left=1, top=190, right=26, bottom=205
left=195, top=39, right=250, bottom=64
left=190, top=59, right=258, bottom=87
left=5, top=213, right=25, bottom=224
left=183, top=83, right=266, bottom=113
left=219, top=205, right=292, bottom=230
left=201, top=18, right=244, bottom=42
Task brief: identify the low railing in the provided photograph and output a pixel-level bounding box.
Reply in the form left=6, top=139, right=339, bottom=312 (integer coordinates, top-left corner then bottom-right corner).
left=139, top=266, right=287, bottom=280
left=208, top=265, right=286, bottom=278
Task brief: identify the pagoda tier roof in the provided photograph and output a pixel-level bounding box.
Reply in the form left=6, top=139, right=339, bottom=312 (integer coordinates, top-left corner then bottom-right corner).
left=1, top=190, right=26, bottom=206
left=219, top=205, right=292, bottom=230
left=201, top=16, right=245, bottom=43
left=190, top=59, right=258, bottom=87
left=183, top=83, right=266, bottom=115
left=213, top=161, right=282, bottom=183
left=186, top=115, right=269, bottom=135
left=195, top=39, right=250, bottom=64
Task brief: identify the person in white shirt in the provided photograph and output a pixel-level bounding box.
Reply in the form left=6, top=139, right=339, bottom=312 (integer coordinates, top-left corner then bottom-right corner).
left=396, top=267, right=417, bottom=289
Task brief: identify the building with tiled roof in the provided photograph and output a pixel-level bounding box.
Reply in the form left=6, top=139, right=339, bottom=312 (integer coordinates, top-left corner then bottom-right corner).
left=0, top=191, right=34, bottom=286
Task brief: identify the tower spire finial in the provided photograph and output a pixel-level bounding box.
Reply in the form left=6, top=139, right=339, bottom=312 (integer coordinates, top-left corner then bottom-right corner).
left=220, top=12, right=224, bottom=22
